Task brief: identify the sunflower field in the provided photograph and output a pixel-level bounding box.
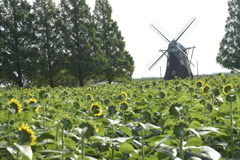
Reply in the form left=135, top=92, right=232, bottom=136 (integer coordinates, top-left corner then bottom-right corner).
left=1, top=73, right=240, bottom=160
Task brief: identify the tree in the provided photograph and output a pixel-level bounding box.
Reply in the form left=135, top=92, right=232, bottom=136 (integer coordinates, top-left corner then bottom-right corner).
left=60, top=0, right=106, bottom=87
left=0, top=0, right=37, bottom=87
left=93, top=0, right=134, bottom=84
left=216, top=0, right=240, bottom=71
left=32, top=0, right=65, bottom=87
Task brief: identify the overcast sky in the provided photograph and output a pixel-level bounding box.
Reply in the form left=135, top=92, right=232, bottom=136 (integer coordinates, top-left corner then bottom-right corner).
left=43, top=0, right=230, bottom=78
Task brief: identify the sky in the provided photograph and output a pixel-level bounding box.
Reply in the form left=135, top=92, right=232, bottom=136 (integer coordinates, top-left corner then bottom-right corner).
left=42, top=0, right=231, bottom=78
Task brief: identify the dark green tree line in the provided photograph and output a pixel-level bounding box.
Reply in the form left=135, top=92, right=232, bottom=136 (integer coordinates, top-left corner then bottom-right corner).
left=0, top=0, right=37, bottom=87
left=32, top=0, right=65, bottom=87
left=94, top=0, right=134, bottom=84
left=0, top=0, right=134, bottom=87
left=60, top=0, right=107, bottom=87
left=216, top=0, right=240, bottom=71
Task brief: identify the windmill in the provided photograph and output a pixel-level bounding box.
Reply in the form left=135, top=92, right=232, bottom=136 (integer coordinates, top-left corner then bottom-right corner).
left=147, top=17, right=199, bottom=80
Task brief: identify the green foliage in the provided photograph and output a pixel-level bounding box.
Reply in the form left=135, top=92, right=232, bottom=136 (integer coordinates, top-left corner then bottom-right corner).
left=0, top=0, right=133, bottom=87
left=0, top=0, right=37, bottom=87
left=216, top=0, right=240, bottom=71
left=94, top=0, right=134, bottom=84
left=31, top=0, right=65, bottom=87
left=1, top=74, right=240, bottom=159
left=60, top=0, right=107, bottom=87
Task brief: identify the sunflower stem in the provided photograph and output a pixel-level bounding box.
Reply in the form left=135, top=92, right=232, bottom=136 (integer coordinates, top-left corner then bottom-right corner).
left=111, top=144, right=114, bottom=160
left=17, top=149, right=19, bottom=160
left=61, top=126, right=64, bottom=160
left=7, top=111, right=13, bottom=160
left=230, top=99, right=234, bottom=157
left=81, top=132, right=85, bottom=160
left=111, top=124, right=114, bottom=138
left=111, top=121, right=115, bottom=160
left=43, top=99, right=46, bottom=131
left=203, top=107, right=206, bottom=126
left=141, top=129, right=145, bottom=159
left=62, top=126, right=64, bottom=149
left=7, top=111, right=10, bottom=144
left=211, top=93, right=214, bottom=103
left=56, top=124, right=59, bottom=150
left=122, top=111, right=126, bottom=124
left=187, top=92, right=193, bottom=123
left=13, top=114, right=16, bottom=125
left=179, top=134, right=184, bottom=160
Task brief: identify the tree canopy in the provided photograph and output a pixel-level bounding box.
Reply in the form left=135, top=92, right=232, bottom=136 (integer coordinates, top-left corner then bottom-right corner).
left=0, top=0, right=134, bottom=87
left=0, top=0, right=37, bottom=87
left=94, top=0, right=134, bottom=84
left=32, top=0, right=65, bottom=87
left=60, top=0, right=107, bottom=87
left=216, top=0, right=240, bottom=71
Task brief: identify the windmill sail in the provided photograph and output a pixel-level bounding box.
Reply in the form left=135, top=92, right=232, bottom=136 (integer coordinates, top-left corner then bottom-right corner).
left=175, top=17, right=199, bottom=43
left=147, top=50, right=168, bottom=70
left=147, top=17, right=198, bottom=80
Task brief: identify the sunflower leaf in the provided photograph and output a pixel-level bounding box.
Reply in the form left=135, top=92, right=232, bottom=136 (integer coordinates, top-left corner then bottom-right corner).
left=108, top=119, right=121, bottom=125
left=14, top=143, right=32, bottom=160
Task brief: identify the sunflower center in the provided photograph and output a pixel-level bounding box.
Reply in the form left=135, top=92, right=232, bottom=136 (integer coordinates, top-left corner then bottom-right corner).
left=91, top=105, right=101, bottom=114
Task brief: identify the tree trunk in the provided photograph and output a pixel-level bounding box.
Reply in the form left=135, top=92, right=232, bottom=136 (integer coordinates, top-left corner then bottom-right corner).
left=48, top=60, right=54, bottom=87
left=49, top=75, right=54, bottom=87
left=79, top=78, right=84, bottom=87
left=18, top=73, right=23, bottom=87
left=13, top=1, right=23, bottom=87
left=108, top=79, right=112, bottom=84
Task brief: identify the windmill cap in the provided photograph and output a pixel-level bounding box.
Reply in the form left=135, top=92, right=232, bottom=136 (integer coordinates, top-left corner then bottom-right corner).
left=168, top=40, right=186, bottom=52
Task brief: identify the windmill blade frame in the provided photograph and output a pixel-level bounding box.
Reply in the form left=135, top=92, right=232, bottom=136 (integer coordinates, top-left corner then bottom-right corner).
left=178, top=20, right=199, bottom=43
left=151, top=20, right=174, bottom=41
left=147, top=50, right=168, bottom=70
left=175, top=45, right=195, bottom=67
left=175, top=17, right=197, bottom=42
left=150, top=24, right=171, bottom=43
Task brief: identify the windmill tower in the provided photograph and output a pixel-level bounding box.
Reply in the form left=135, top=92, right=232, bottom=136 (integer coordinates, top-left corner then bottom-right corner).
left=147, top=17, right=198, bottom=80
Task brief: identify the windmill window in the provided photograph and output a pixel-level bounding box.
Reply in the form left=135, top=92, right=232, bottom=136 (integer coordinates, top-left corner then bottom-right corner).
left=180, top=61, right=184, bottom=65
left=172, top=70, right=176, bottom=75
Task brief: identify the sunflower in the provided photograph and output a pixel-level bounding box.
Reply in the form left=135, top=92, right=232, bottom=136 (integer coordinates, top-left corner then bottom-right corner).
left=28, top=98, right=40, bottom=112
left=34, top=106, right=40, bottom=112
left=60, top=118, right=72, bottom=130
left=218, top=73, right=225, bottom=77
left=202, top=85, right=211, bottom=94
left=28, top=98, right=37, bottom=104
left=159, top=91, right=167, bottom=99
left=90, top=102, right=103, bottom=116
left=18, top=124, right=37, bottom=146
left=222, top=84, right=233, bottom=95
left=9, top=99, right=22, bottom=113
left=92, top=123, right=99, bottom=133
left=121, top=92, right=128, bottom=99
left=26, top=92, right=32, bottom=96
left=87, top=94, right=94, bottom=101
left=24, top=88, right=31, bottom=92
left=196, top=80, right=204, bottom=88
left=119, top=101, right=129, bottom=110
